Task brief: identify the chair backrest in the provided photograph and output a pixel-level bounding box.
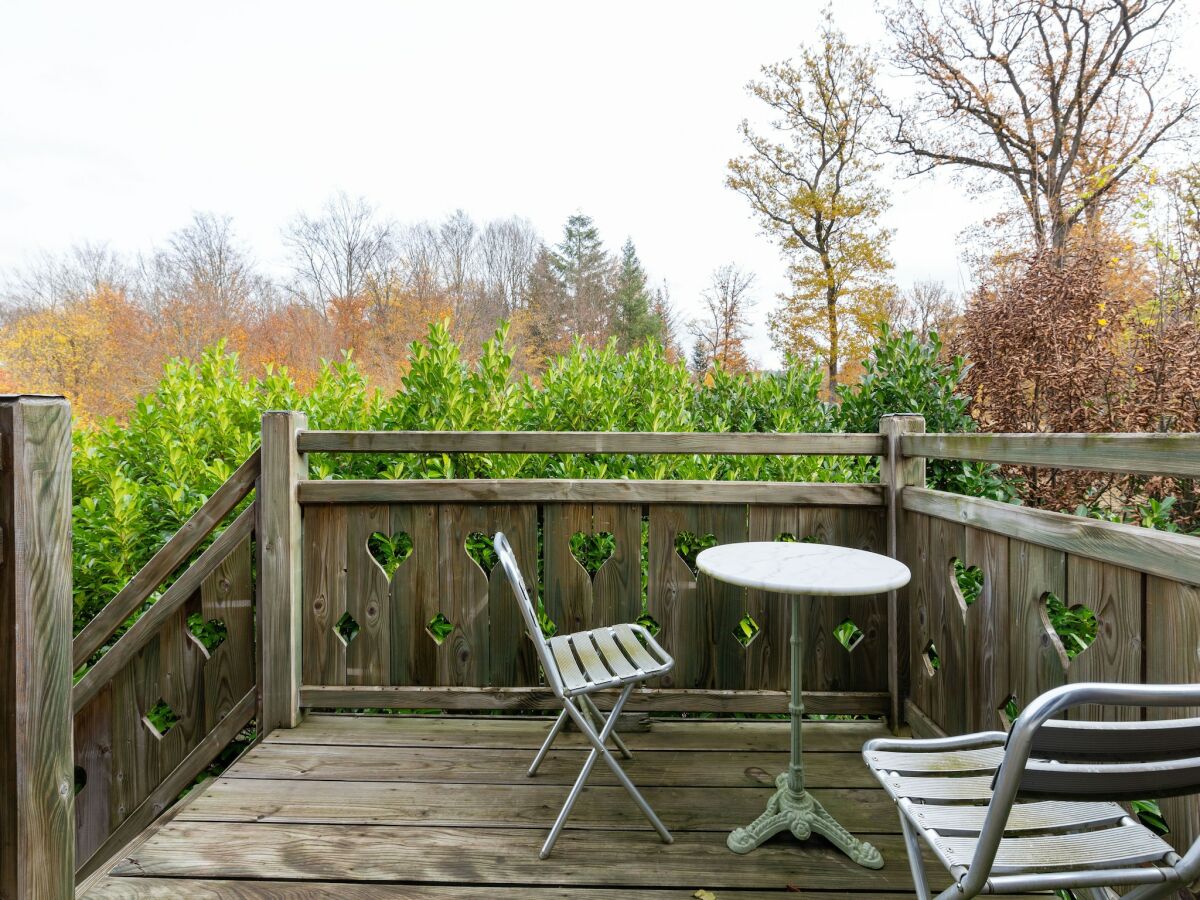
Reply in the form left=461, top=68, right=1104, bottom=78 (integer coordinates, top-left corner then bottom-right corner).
left=493, top=532, right=560, bottom=693
left=1013, top=716, right=1200, bottom=801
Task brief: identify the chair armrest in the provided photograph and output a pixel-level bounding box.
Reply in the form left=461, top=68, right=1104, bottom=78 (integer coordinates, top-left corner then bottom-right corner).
left=864, top=731, right=1008, bottom=757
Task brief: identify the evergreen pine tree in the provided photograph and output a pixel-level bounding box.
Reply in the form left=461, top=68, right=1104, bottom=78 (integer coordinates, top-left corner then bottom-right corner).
left=612, top=238, right=659, bottom=351
left=547, top=213, right=614, bottom=345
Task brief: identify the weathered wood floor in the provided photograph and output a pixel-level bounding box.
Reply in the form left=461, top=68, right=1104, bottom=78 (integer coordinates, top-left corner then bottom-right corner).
left=80, top=714, right=1034, bottom=898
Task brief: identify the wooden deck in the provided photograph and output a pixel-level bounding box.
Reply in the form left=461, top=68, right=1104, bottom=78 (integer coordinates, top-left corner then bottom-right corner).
left=77, top=714, right=1041, bottom=898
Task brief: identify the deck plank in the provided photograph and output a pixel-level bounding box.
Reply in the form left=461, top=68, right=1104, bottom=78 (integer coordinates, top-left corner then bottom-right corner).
left=85, top=881, right=962, bottom=900
left=225, top=743, right=878, bottom=788
left=269, top=714, right=887, bottom=752
left=176, top=778, right=897, bottom=833
left=107, top=822, right=922, bottom=890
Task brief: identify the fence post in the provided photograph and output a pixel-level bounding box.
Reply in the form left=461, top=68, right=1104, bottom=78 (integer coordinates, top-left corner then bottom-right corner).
left=880, top=413, right=925, bottom=733
left=259, top=410, right=308, bottom=734
left=0, top=396, right=74, bottom=897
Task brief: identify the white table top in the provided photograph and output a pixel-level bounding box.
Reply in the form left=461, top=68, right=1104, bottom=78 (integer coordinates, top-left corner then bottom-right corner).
left=696, top=541, right=911, bottom=596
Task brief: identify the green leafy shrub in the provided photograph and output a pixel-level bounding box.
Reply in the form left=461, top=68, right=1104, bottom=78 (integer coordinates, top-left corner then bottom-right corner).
left=70, top=320, right=984, bottom=638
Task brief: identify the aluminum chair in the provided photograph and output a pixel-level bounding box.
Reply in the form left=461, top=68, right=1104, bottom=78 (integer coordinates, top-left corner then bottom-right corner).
left=864, top=682, right=1200, bottom=899
left=493, top=532, right=675, bottom=858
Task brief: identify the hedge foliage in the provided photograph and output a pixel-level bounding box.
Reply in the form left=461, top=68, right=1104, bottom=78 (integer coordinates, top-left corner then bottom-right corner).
left=72, top=321, right=992, bottom=632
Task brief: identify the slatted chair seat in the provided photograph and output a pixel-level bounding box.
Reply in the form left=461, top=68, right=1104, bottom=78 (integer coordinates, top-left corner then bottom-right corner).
left=549, top=625, right=672, bottom=696
left=864, top=682, right=1200, bottom=900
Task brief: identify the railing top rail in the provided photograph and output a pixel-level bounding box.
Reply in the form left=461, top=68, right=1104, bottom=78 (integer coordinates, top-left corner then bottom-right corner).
left=296, top=430, right=885, bottom=456
left=904, top=432, right=1200, bottom=479
left=298, top=478, right=885, bottom=506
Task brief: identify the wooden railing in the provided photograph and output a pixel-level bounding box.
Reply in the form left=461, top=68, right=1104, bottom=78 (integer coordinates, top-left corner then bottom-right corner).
left=7, top=399, right=1200, bottom=897
left=69, top=448, right=260, bottom=880
left=896, top=431, right=1200, bottom=853
left=283, top=423, right=897, bottom=716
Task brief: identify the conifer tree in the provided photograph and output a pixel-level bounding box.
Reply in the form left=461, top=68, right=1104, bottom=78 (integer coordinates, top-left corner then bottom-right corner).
left=612, top=238, right=658, bottom=351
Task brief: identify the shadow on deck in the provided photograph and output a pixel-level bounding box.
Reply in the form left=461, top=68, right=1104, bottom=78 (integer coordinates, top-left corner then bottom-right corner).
left=79, top=715, right=1039, bottom=899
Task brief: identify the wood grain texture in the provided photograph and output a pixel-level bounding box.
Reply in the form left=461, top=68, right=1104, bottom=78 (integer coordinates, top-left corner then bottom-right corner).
left=646, top=504, right=748, bottom=690
left=259, top=410, right=308, bottom=733
left=1008, top=540, right=1068, bottom=719
left=300, top=505, right=347, bottom=686
left=543, top=504, right=641, bottom=637
left=1063, top=557, right=1142, bottom=722
left=903, top=512, right=932, bottom=726
left=388, top=504, right=439, bottom=686
left=299, top=479, right=884, bottom=507
left=1146, top=576, right=1200, bottom=858
left=903, top=431, right=1200, bottom=478
left=881, top=414, right=925, bottom=731
left=266, top=713, right=888, bottom=752
left=904, top=486, right=1200, bottom=586
left=345, top=505, right=390, bottom=685
left=72, top=505, right=255, bottom=715
left=299, top=685, right=889, bottom=715
left=925, top=515, right=967, bottom=735
left=0, top=397, right=75, bottom=898
left=72, top=450, right=260, bottom=670
left=200, top=536, right=254, bottom=730
left=297, top=429, right=886, bottom=456
left=963, top=527, right=1009, bottom=733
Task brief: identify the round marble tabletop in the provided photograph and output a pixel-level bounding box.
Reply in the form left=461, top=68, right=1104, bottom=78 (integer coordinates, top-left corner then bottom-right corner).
left=696, top=541, right=911, bottom=596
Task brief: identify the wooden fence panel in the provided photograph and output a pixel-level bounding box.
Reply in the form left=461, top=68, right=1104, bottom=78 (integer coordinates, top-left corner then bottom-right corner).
left=73, top=538, right=255, bottom=873
left=647, top=504, right=748, bottom=690
left=1008, top=540, right=1068, bottom=720
left=1146, top=576, right=1200, bottom=856
left=926, top=516, right=968, bottom=736
left=388, top=504, right=440, bottom=687
left=301, top=505, right=348, bottom=686
left=345, top=504, right=391, bottom=686
left=963, top=527, right=1009, bottom=733
left=544, top=504, right=641, bottom=637
left=1064, top=557, right=1142, bottom=722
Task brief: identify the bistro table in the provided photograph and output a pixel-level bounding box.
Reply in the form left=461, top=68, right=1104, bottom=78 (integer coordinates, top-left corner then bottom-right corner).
left=696, top=541, right=911, bottom=868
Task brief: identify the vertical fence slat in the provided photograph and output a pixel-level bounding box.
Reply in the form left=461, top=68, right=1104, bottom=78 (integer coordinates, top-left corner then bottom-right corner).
left=201, top=535, right=254, bottom=727
left=963, top=527, right=1009, bottom=733
left=1065, top=558, right=1142, bottom=721
left=1146, top=576, right=1200, bottom=854
left=543, top=504, right=593, bottom=636
left=302, top=505, right=348, bottom=687
left=487, top=505, right=538, bottom=687
left=389, top=503, right=439, bottom=687
left=1009, top=540, right=1068, bottom=718
left=905, top=511, right=933, bottom=725
left=346, top=505, right=391, bottom=686
left=0, top=397, right=75, bottom=897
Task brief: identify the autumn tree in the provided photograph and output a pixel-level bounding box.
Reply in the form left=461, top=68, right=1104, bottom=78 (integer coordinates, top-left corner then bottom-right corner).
left=886, top=278, right=961, bottom=345
left=728, top=12, right=893, bottom=398
left=886, top=0, right=1197, bottom=254
left=688, top=264, right=755, bottom=375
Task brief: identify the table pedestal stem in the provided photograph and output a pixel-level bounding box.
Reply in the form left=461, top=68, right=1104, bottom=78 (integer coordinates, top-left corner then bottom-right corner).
left=726, top=595, right=884, bottom=869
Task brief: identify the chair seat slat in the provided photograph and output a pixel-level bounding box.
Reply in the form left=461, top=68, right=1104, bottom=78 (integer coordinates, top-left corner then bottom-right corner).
left=910, top=800, right=1127, bottom=835
left=549, top=636, right=589, bottom=692
left=884, top=774, right=996, bottom=801
left=570, top=633, right=615, bottom=686
left=935, top=823, right=1174, bottom=873
left=613, top=624, right=663, bottom=671
left=592, top=628, right=640, bottom=679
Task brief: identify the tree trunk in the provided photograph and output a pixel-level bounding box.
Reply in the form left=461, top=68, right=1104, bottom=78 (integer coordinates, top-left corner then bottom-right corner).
left=826, top=289, right=839, bottom=402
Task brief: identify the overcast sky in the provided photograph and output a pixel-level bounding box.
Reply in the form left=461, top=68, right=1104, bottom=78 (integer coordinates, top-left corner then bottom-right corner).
left=2, top=1, right=1197, bottom=367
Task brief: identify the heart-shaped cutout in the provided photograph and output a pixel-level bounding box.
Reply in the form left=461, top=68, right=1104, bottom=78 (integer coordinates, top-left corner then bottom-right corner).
left=465, top=532, right=498, bottom=577
left=187, top=613, right=227, bottom=655
left=675, top=531, right=718, bottom=576
left=951, top=558, right=984, bottom=608
left=570, top=531, right=615, bottom=579
left=1039, top=591, right=1098, bottom=664
left=733, top=613, right=760, bottom=648
left=368, top=531, right=413, bottom=580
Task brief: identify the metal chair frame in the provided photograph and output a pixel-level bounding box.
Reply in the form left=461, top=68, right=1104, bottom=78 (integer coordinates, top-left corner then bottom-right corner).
left=493, top=532, right=675, bottom=858
left=865, top=682, right=1200, bottom=899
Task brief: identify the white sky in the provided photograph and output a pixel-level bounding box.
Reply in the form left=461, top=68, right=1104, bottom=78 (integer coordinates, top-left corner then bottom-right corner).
left=2, top=0, right=1197, bottom=367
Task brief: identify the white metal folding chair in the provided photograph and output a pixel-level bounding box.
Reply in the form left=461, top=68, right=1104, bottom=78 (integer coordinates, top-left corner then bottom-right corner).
left=864, top=682, right=1200, bottom=899
left=493, top=531, right=675, bottom=858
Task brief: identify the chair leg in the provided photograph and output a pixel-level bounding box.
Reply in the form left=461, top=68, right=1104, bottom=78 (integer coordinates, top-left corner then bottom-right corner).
left=581, top=694, right=633, bottom=760
left=529, top=707, right=569, bottom=776
left=899, top=814, right=933, bottom=900
left=539, top=685, right=671, bottom=858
